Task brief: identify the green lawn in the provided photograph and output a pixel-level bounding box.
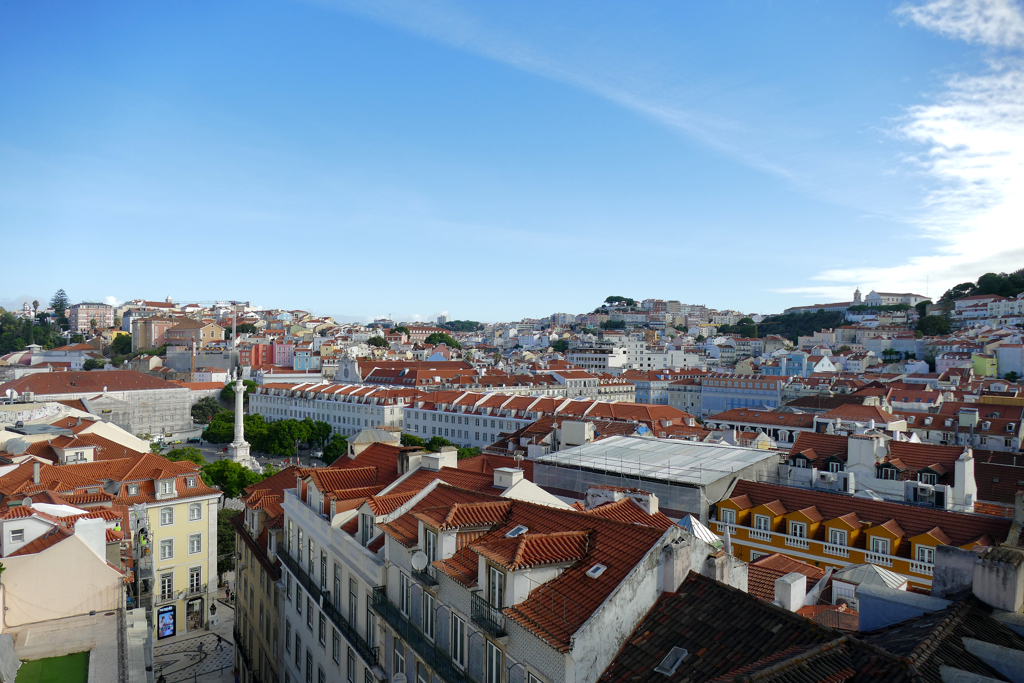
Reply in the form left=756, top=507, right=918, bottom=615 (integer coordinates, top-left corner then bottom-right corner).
left=16, top=652, right=89, bottom=683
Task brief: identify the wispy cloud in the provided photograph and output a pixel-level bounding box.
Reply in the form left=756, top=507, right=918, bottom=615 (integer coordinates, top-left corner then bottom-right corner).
left=306, top=0, right=793, bottom=178
left=779, top=0, right=1024, bottom=302
left=895, top=0, right=1024, bottom=47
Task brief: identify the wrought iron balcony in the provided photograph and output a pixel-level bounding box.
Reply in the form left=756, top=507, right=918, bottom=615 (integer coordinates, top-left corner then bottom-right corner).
left=371, top=587, right=471, bottom=683
left=234, top=627, right=252, bottom=670
left=413, top=566, right=438, bottom=587
left=470, top=592, right=508, bottom=638
left=279, top=548, right=379, bottom=667
left=186, top=583, right=208, bottom=597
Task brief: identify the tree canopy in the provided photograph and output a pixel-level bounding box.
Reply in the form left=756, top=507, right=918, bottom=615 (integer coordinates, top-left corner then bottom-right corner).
left=917, top=314, right=952, bottom=336
left=551, top=339, right=569, bottom=353
left=220, top=380, right=257, bottom=405
left=392, top=326, right=411, bottom=336
left=400, top=433, right=481, bottom=459
left=367, top=336, right=389, bottom=348
left=941, top=270, right=1024, bottom=302
left=441, top=320, right=483, bottom=332
left=604, top=296, right=637, bottom=307
left=165, top=447, right=206, bottom=466
left=424, top=332, right=462, bottom=349
left=321, top=433, right=349, bottom=465
left=191, top=396, right=222, bottom=424
left=0, top=309, right=65, bottom=354
left=111, top=334, right=133, bottom=355
left=600, top=320, right=626, bottom=329
left=49, top=289, right=70, bottom=319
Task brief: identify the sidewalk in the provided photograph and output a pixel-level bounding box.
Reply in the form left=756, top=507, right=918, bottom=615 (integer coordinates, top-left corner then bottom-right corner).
left=153, top=585, right=236, bottom=683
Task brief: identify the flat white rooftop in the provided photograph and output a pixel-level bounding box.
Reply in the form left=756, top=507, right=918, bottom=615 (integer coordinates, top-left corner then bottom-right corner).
left=534, top=435, right=781, bottom=486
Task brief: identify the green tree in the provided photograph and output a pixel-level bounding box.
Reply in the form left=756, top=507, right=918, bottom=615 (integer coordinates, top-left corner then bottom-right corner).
left=837, top=345, right=852, bottom=353
left=111, top=334, right=133, bottom=355
left=401, top=433, right=426, bottom=448
left=202, top=412, right=236, bottom=443
left=202, top=459, right=263, bottom=498
left=220, top=380, right=257, bottom=405
left=83, top=358, right=105, bottom=371
left=307, top=419, right=332, bottom=450
left=225, top=322, right=258, bottom=339
left=392, top=326, right=411, bottom=336
left=604, top=296, right=637, bottom=307
left=165, top=447, right=206, bottom=466
left=191, top=396, right=222, bottom=424
left=1005, top=372, right=1020, bottom=383
left=49, top=289, right=70, bottom=320
left=440, top=320, right=483, bottom=332
left=917, top=315, right=951, bottom=336
left=915, top=300, right=932, bottom=317
left=600, top=320, right=626, bottom=330
left=367, top=335, right=389, bottom=348
left=882, top=348, right=900, bottom=364
left=216, top=508, right=241, bottom=577
left=551, top=339, right=569, bottom=353
left=321, top=433, right=349, bottom=465
left=424, top=332, right=462, bottom=349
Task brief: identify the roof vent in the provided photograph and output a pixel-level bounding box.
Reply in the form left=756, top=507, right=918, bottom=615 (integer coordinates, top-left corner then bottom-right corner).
left=505, top=525, right=529, bottom=538
left=585, top=564, right=607, bottom=579
left=654, top=646, right=688, bottom=676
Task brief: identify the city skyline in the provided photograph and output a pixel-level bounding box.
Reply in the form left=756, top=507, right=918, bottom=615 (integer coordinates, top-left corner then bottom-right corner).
left=1, top=1, right=1021, bottom=320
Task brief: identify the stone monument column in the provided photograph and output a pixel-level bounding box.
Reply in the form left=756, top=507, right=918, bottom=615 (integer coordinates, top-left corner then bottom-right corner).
left=228, top=372, right=252, bottom=465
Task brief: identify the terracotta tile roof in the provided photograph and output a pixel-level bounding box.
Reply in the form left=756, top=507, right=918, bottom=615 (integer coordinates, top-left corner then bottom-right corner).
left=725, top=481, right=1014, bottom=555
left=974, top=451, right=1024, bottom=505
left=10, top=526, right=73, bottom=556
left=708, top=409, right=815, bottom=429
left=457, top=454, right=535, bottom=481
left=796, top=605, right=860, bottom=632
left=0, top=370, right=182, bottom=395
left=470, top=530, right=592, bottom=571
left=381, top=483, right=668, bottom=651
left=306, top=467, right=380, bottom=493
left=412, top=501, right=512, bottom=530
left=599, top=573, right=840, bottom=683
left=790, top=432, right=849, bottom=461
left=863, top=595, right=1024, bottom=683
left=747, top=553, right=826, bottom=602
left=582, top=497, right=675, bottom=530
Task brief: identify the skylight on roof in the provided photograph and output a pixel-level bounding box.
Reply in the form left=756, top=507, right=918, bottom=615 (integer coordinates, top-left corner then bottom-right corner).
left=505, top=525, right=529, bottom=538
left=654, top=647, right=688, bottom=676
left=585, top=564, right=607, bottom=579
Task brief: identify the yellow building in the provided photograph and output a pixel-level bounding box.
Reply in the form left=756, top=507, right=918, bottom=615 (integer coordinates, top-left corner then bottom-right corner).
left=972, top=353, right=998, bottom=378
left=123, top=456, right=222, bottom=640
left=714, top=480, right=1013, bottom=590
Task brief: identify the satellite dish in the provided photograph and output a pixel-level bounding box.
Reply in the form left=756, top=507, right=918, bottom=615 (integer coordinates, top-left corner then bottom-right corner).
left=411, top=551, right=428, bottom=571
left=22, top=497, right=33, bottom=508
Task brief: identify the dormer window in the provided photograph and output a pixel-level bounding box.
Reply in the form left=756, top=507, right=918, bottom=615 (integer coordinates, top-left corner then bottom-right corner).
left=160, top=480, right=174, bottom=495
left=128, top=484, right=139, bottom=496
left=919, top=472, right=937, bottom=485
left=186, top=477, right=197, bottom=488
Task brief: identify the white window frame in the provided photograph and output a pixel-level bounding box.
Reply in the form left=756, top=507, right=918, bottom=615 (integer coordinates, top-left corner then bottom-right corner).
left=753, top=514, right=770, bottom=531
left=160, top=507, right=174, bottom=526
left=189, top=503, right=202, bottom=521
left=789, top=521, right=806, bottom=538
left=188, top=533, right=202, bottom=555
left=160, top=480, right=174, bottom=495
left=720, top=508, right=736, bottom=525
left=451, top=613, right=467, bottom=668
left=870, top=536, right=890, bottom=555
left=160, top=538, right=174, bottom=560
left=399, top=572, right=411, bottom=615
left=917, top=545, right=935, bottom=564
left=828, top=528, right=847, bottom=546
left=393, top=638, right=405, bottom=674
left=486, top=641, right=503, bottom=683
left=10, top=529, right=24, bottom=543
left=422, top=591, right=436, bottom=641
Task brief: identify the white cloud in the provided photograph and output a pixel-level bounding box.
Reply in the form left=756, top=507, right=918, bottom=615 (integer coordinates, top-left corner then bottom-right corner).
left=782, top=1, right=1024, bottom=302
left=896, top=0, right=1024, bottom=48
left=104, top=295, right=124, bottom=307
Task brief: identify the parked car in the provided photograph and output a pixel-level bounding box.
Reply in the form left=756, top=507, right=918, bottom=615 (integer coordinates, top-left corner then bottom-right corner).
left=186, top=438, right=201, bottom=444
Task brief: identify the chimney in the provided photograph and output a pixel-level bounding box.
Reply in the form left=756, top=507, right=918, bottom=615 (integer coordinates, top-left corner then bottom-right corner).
left=493, top=467, right=524, bottom=489
left=973, top=546, right=1024, bottom=613
left=774, top=572, right=806, bottom=612
left=32, top=461, right=40, bottom=485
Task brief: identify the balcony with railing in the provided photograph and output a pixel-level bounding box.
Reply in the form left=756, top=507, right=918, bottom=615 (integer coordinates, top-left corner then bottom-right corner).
left=822, top=543, right=849, bottom=558
left=413, top=566, right=438, bottom=587
left=864, top=552, right=893, bottom=567
left=186, top=582, right=208, bottom=598
left=470, top=592, right=507, bottom=639
left=234, top=627, right=252, bottom=670
left=784, top=534, right=809, bottom=550
left=371, top=586, right=471, bottom=683
left=748, top=528, right=772, bottom=542
left=279, top=549, right=379, bottom=668
left=715, top=521, right=737, bottom=536
left=909, top=560, right=935, bottom=576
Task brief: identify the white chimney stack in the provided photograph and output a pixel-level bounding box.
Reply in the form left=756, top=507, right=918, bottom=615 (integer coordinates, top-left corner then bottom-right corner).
left=775, top=572, right=807, bottom=612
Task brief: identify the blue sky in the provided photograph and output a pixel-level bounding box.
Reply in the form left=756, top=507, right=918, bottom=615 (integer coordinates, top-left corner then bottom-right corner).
left=1, top=0, right=1022, bottom=322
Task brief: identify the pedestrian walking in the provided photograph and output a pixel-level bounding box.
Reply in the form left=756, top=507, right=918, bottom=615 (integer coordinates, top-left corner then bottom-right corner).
left=215, top=634, right=223, bottom=651
left=198, top=641, right=204, bottom=658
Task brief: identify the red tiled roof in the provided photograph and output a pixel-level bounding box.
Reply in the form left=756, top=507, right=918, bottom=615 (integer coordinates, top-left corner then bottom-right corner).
left=582, top=497, right=675, bottom=530
left=470, top=530, right=592, bottom=571
left=725, top=481, right=1014, bottom=555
